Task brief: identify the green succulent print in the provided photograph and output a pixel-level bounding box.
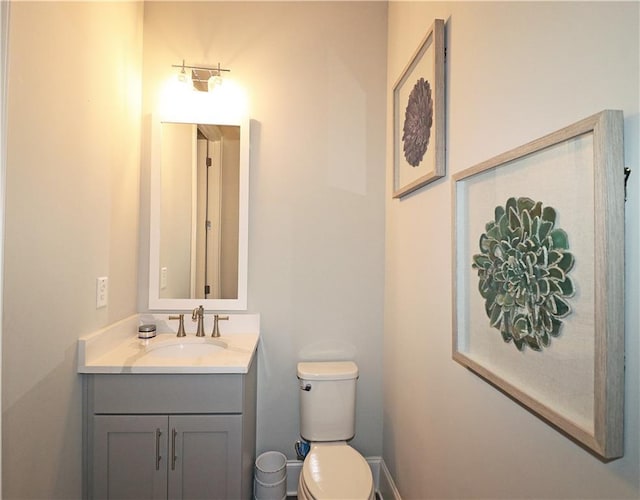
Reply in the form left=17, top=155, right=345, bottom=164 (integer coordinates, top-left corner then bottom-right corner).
left=472, top=197, right=576, bottom=352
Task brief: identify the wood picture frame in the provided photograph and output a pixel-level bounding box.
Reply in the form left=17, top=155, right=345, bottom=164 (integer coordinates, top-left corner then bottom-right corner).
left=452, top=110, right=625, bottom=459
left=392, top=19, right=445, bottom=199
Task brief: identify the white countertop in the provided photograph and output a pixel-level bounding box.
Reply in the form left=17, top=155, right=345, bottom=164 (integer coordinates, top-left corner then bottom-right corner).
left=78, top=313, right=259, bottom=374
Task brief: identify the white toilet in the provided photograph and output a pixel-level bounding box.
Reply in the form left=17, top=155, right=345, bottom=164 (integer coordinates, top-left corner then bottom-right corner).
left=297, top=361, right=375, bottom=500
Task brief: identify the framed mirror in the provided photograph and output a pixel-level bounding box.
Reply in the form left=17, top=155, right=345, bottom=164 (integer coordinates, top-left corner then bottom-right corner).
left=149, top=107, right=249, bottom=311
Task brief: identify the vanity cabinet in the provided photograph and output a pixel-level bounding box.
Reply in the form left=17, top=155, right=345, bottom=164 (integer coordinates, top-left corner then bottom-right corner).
left=93, top=414, right=241, bottom=499
left=83, top=359, right=256, bottom=500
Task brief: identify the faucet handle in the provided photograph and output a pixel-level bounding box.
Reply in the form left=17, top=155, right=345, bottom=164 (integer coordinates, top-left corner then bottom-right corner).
left=168, top=314, right=186, bottom=337
left=212, top=314, right=229, bottom=338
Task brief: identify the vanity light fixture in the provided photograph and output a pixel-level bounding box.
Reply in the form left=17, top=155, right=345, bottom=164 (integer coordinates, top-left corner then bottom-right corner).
left=172, top=60, right=230, bottom=92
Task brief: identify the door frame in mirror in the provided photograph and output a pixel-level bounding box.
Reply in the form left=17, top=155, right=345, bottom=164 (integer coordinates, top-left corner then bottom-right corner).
left=149, top=108, right=249, bottom=311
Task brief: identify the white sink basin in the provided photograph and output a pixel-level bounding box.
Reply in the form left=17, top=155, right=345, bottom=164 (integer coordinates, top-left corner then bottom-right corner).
left=144, top=338, right=228, bottom=359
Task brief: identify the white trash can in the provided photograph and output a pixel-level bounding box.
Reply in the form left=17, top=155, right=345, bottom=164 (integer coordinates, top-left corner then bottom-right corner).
left=254, top=451, right=287, bottom=499
left=254, top=476, right=286, bottom=500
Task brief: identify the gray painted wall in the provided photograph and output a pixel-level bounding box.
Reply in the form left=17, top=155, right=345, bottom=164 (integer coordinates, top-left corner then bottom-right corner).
left=3, top=2, right=143, bottom=498
left=384, top=2, right=640, bottom=499
left=138, top=1, right=389, bottom=459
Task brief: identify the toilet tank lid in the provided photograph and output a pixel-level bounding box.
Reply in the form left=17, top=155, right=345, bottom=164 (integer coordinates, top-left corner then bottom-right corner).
left=297, top=361, right=358, bottom=380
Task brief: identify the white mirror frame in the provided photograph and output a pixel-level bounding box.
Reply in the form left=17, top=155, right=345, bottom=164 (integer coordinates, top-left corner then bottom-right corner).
left=149, top=103, right=249, bottom=311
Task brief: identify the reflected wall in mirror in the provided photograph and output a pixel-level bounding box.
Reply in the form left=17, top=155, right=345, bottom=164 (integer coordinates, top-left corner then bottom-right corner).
left=149, top=111, right=249, bottom=311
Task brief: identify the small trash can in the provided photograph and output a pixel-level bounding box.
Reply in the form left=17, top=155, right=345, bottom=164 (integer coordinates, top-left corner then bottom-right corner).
left=254, top=451, right=287, bottom=500
left=254, top=475, right=286, bottom=500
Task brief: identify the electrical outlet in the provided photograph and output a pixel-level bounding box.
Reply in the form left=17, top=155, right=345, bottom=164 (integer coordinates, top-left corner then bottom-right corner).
left=96, top=277, right=108, bottom=308
left=160, top=267, right=168, bottom=289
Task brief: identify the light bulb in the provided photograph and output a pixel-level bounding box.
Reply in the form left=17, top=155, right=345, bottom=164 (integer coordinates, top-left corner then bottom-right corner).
left=208, top=73, right=223, bottom=92
left=177, top=67, right=191, bottom=86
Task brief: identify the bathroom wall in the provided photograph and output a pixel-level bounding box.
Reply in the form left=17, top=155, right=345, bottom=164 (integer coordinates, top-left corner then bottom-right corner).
left=3, top=2, right=143, bottom=498
left=140, top=1, right=387, bottom=458
left=0, top=1, right=10, bottom=493
left=384, top=2, right=640, bottom=499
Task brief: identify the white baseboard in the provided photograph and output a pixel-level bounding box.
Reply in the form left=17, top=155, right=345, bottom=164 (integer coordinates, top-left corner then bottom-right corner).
left=377, top=459, right=401, bottom=500
left=285, top=457, right=400, bottom=499
left=285, top=460, right=302, bottom=496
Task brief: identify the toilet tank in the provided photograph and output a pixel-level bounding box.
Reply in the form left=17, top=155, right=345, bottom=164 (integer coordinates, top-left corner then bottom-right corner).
left=297, top=361, right=358, bottom=442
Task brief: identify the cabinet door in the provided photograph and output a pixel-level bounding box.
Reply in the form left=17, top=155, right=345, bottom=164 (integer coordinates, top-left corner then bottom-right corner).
left=168, top=415, right=242, bottom=500
left=93, top=415, right=168, bottom=500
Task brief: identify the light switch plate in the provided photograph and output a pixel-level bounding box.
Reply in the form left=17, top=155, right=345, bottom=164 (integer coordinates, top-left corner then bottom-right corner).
left=160, top=267, right=168, bottom=289
left=96, top=277, right=108, bottom=308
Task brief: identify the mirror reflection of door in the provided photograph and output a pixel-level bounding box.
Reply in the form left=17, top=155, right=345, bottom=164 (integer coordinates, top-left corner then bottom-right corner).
left=160, top=123, right=240, bottom=300
left=196, top=124, right=240, bottom=300
left=195, top=130, right=220, bottom=299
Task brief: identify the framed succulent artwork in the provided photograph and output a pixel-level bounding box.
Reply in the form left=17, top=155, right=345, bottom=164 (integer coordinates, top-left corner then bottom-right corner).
left=392, top=19, right=445, bottom=199
left=452, top=110, right=625, bottom=460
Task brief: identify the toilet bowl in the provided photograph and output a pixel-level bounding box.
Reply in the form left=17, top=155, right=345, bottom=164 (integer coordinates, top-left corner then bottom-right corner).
left=297, top=442, right=374, bottom=500
left=296, top=361, right=374, bottom=500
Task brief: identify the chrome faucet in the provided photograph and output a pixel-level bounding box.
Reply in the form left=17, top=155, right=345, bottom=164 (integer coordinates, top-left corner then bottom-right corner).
left=192, top=305, right=205, bottom=337
left=212, top=314, right=229, bottom=338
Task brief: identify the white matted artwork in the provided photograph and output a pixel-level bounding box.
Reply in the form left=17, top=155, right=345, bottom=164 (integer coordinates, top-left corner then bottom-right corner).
left=392, top=19, right=445, bottom=199
left=452, top=110, right=625, bottom=460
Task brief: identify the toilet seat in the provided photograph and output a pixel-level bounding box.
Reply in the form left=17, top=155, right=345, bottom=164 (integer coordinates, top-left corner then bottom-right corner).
left=298, top=443, right=374, bottom=500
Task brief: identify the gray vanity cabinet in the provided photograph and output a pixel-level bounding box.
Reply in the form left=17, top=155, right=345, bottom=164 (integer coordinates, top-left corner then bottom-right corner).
left=168, top=415, right=242, bottom=499
left=92, top=415, right=168, bottom=499
left=84, top=359, right=256, bottom=500
left=92, top=414, right=241, bottom=499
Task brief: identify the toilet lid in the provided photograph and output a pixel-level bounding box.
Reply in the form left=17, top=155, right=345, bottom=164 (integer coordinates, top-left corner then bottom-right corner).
left=301, top=444, right=373, bottom=499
